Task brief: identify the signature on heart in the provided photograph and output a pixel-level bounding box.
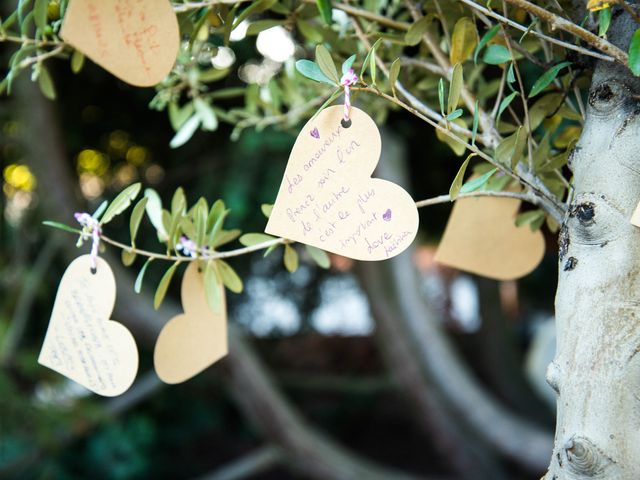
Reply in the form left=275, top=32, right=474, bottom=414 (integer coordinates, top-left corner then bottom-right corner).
left=310, top=127, right=320, bottom=139
left=382, top=209, right=392, bottom=221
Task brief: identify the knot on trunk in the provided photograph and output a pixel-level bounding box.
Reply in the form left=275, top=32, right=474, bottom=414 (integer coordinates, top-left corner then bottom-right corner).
left=562, top=436, right=612, bottom=477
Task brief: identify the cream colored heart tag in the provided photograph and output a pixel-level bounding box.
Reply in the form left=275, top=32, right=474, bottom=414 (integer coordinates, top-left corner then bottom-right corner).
left=154, top=262, right=228, bottom=384
left=60, top=0, right=179, bottom=86
left=38, top=255, right=138, bottom=396
left=265, top=105, right=419, bottom=260
left=435, top=196, right=545, bottom=280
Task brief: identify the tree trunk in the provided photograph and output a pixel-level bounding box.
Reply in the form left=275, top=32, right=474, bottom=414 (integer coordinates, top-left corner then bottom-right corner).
left=545, top=10, right=640, bottom=479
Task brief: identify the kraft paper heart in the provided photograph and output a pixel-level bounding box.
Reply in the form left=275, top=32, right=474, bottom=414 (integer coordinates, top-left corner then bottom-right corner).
left=38, top=255, right=138, bottom=396
left=154, top=262, right=228, bottom=384
left=265, top=105, right=419, bottom=260
left=60, top=0, right=179, bottom=86
left=435, top=196, right=545, bottom=280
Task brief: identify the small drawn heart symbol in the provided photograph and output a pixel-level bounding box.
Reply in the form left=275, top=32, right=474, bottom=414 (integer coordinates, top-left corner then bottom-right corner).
left=154, top=262, right=228, bottom=384
left=310, top=127, right=320, bottom=139
left=38, top=255, right=139, bottom=396
left=266, top=106, right=418, bottom=260
left=60, top=0, right=179, bottom=86
left=383, top=209, right=392, bottom=221
left=435, top=196, right=545, bottom=280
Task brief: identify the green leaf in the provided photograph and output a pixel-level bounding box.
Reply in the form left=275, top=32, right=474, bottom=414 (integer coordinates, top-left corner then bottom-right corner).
left=211, top=229, right=241, bottom=248
left=71, top=50, right=85, bottom=74
left=450, top=17, right=478, bottom=64
left=315, top=44, right=340, bottom=84
left=528, top=61, right=571, bottom=98
left=37, top=65, right=56, bottom=100
left=316, top=0, right=332, bottom=25
left=121, top=249, right=136, bottom=267
left=283, top=244, right=299, bottom=272
left=309, top=88, right=342, bottom=121
left=168, top=101, right=195, bottom=131
left=171, top=187, right=186, bottom=217
left=515, top=209, right=545, bottom=231
left=261, top=204, right=273, bottom=218
left=134, top=258, right=153, bottom=294
left=100, top=182, right=141, bottom=225
left=448, top=63, right=463, bottom=114
left=438, top=78, right=445, bottom=115
left=497, top=91, right=518, bottom=120
left=296, top=18, right=324, bottom=43
left=507, top=63, right=516, bottom=84
left=474, top=24, right=500, bottom=64
left=239, top=233, right=277, bottom=246
left=246, top=19, right=285, bottom=35
left=342, top=54, right=356, bottom=75
left=495, top=127, right=527, bottom=169
left=144, top=188, right=169, bottom=242
left=204, top=261, right=224, bottom=313
left=446, top=109, right=463, bottom=121
left=42, top=221, right=81, bottom=234
left=91, top=200, right=108, bottom=220
left=483, top=44, right=512, bottom=65
left=360, top=38, right=382, bottom=80
left=388, top=58, right=401, bottom=96
left=460, top=168, right=498, bottom=193
left=154, top=261, right=180, bottom=310
left=449, top=154, right=475, bottom=200
left=217, top=260, right=243, bottom=293
left=194, top=98, right=218, bottom=131
left=599, top=8, right=612, bottom=37
left=129, top=197, right=148, bottom=245
left=405, top=16, right=430, bottom=46
left=33, top=0, right=47, bottom=31
left=305, top=245, right=330, bottom=268
left=295, top=59, right=336, bottom=85
left=170, top=115, right=200, bottom=148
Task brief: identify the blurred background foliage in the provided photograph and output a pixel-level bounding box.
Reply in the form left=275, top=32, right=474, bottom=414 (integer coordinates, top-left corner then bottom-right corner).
left=0, top=0, right=574, bottom=478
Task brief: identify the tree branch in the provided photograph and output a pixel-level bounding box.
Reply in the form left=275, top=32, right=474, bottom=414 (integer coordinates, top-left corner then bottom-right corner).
left=502, top=0, right=628, bottom=65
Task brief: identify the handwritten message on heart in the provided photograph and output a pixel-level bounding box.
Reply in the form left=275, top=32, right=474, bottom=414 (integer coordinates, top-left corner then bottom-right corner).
left=435, top=196, right=545, bottom=280
left=38, top=255, right=138, bottom=396
left=60, top=0, right=179, bottom=86
left=266, top=106, right=419, bottom=260
left=154, top=262, right=228, bottom=384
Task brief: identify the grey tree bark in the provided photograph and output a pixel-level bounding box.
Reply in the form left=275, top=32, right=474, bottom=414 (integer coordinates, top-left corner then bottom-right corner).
left=545, top=9, right=640, bottom=480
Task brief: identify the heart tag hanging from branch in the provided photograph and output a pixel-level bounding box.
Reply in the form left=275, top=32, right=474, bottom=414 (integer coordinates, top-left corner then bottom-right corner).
left=154, top=262, right=228, bottom=384
left=435, top=196, right=545, bottom=280
left=60, top=0, right=179, bottom=87
left=265, top=105, right=419, bottom=260
left=38, top=255, right=139, bottom=396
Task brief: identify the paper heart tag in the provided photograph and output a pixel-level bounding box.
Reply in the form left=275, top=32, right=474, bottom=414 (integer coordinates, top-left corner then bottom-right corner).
left=435, top=196, right=545, bottom=280
left=60, top=0, right=179, bottom=86
left=265, top=106, right=419, bottom=260
left=38, top=255, right=138, bottom=396
left=154, top=262, right=228, bottom=384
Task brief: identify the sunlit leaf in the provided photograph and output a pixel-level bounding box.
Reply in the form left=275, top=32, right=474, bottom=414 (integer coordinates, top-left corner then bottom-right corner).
left=100, top=183, right=141, bottom=225
left=305, top=245, right=330, bottom=269
left=217, top=260, right=243, bottom=293
left=135, top=258, right=154, bottom=294
left=154, top=261, right=180, bottom=310
left=450, top=153, right=477, bottom=200
left=129, top=197, right=148, bottom=245
left=295, top=59, right=336, bottom=85
left=315, top=44, right=340, bottom=84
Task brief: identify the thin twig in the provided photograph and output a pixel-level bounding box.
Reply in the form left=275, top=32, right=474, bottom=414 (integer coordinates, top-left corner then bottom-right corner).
left=502, top=0, right=628, bottom=65
left=458, top=0, right=618, bottom=63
